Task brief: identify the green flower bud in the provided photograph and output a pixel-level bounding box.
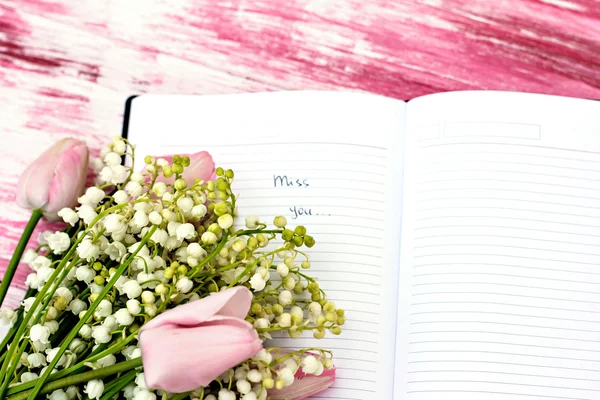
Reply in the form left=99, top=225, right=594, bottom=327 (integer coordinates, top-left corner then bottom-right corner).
left=284, top=256, right=294, bottom=267
left=94, top=275, right=105, bottom=285
left=263, top=378, right=275, bottom=389
left=304, top=235, right=315, bottom=248
left=181, top=156, right=190, bottom=167
left=272, top=304, right=284, bottom=315
left=311, top=292, right=321, bottom=302
left=336, top=309, right=345, bottom=317
left=216, top=167, right=224, bottom=176
left=291, top=314, right=303, bottom=326
left=155, top=284, right=168, bottom=295
left=218, top=190, right=229, bottom=200
left=251, top=303, right=262, bottom=315
left=216, top=178, right=229, bottom=192
left=307, top=282, right=319, bottom=293
left=330, top=326, right=342, bottom=335
left=93, top=262, right=103, bottom=271
left=301, top=261, right=311, bottom=269
left=316, top=315, right=326, bottom=327
left=247, top=236, right=258, bottom=250
left=273, top=216, right=287, bottom=228
left=174, top=178, right=187, bottom=190
left=208, top=223, right=222, bottom=235
left=281, top=229, right=294, bottom=242
left=89, top=293, right=99, bottom=303
left=163, top=267, right=175, bottom=280
left=323, top=301, right=336, bottom=313
left=294, top=225, right=307, bottom=236
left=289, top=326, right=302, bottom=338
left=293, top=282, right=305, bottom=295
left=337, top=316, right=345, bottom=325
left=313, top=328, right=325, bottom=339
left=162, top=165, right=173, bottom=178
left=144, top=155, right=154, bottom=164
left=293, top=236, right=304, bottom=247
left=177, top=265, right=188, bottom=275
left=326, top=311, right=337, bottom=322
left=172, top=164, right=184, bottom=174
left=208, top=282, right=219, bottom=292
left=225, top=169, right=234, bottom=179
left=207, top=181, right=215, bottom=192
left=207, top=192, right=217, bottom=201
left=214, top=202, right=229, bottom=216
left=172, top=155, right=181, bottom=164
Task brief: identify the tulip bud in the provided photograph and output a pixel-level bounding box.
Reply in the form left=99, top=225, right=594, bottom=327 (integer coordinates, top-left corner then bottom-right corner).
left=16, top=138, right=89, bottom=220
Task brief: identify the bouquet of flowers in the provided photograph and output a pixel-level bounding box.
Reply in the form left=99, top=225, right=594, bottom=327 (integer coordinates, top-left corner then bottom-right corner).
left=0, top=137, right=345, bottom=400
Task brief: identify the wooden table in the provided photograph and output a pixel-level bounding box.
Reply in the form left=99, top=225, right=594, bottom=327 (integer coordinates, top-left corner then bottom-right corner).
left=1, top=0, right=599, bottom=308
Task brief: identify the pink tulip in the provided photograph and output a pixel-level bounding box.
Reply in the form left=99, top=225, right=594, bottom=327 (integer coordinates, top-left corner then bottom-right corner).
left=139, top=286, right=263, bottom=393
left=269, top=364, right=336, bottom=400
left=16, top=138, right=89, bottom=221
left=150, top=151, right=215, bottom=185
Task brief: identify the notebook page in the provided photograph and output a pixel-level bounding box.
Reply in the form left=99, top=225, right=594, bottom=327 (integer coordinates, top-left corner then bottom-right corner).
left=395, top=91, right=600, bottom=400
left=125, top=91, right=405, bottom=400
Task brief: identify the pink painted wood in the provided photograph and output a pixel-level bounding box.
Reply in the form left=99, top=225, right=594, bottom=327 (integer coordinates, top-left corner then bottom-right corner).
left=1, top=0, right=599, bottom=309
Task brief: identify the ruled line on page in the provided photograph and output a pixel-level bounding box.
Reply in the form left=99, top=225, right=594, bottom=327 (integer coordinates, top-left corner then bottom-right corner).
left=420, top=159, right=600, bottom=173
left=411, top=291, right=600, bottom=305
left=408, top=350, right=600, bottom=364
left=407, top=379, right=600, bottom=393
left=411, top=272, right=600, bottom=286
left=415, top=214, right=600, bottom=229
left=411, top=281, right=600, bottom=296
left=408, top=340, right=600, bottom=354
left=409, top=310, right=600, bottom=325
left=409, top=330, right=600, bottom=345
left=418, top=141, right=600, bottom=156
left=410, top=301, right=600, bottom=315
left=422, top=150, right=600, bottom=164
left=418, top=168, right=600, bottom=184
left=161, top=141, right=387, bottom=150
left=415, top=177, right=600, bottom=192
left=407, top=359, right=600, bottom=374
left=413, top=224, right=600, bottom=239
left=415, top=196, right=600, bottom=211
left=414, top=206, right=600, bottom=220
left=416, top=187, right=600, bottom=202
left=412, top=253, right=600, bottom=267
left=413, top=233, right=600, bottom=248
left=409, top=321, right=600, bottom=334
left=406, top=389, right=589, bottom=399
left=408, top=370, right=600, bottom=383
left=412, top=261, right=600, bottom=276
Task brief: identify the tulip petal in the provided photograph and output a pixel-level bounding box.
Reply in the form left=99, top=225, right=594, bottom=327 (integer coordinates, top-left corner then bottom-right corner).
left=141, top=286, right=252, bottom=332
left=141, top=316, right=262, bottom=392
left=148, top=151, right=215, bottom=185
left=46, top=142, right=89, bottom=216
left=269, top=367, right=336, bottom=400
left=16, top=138, right=89, bottom=219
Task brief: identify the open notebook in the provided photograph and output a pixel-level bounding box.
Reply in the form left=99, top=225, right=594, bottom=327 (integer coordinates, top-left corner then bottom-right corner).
left=123, top=90, right=600, bottom=400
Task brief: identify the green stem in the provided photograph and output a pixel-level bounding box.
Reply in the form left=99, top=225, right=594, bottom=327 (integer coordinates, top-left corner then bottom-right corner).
left=170, top=393, right=191, bottom=400
left=0, top=209, right=43, bottom=307
left=235, top=229, right=282, bottom=236
left=0, top=288, right=35, bottom=354
left=189, top=233, right=229, bottom=278
left=5, top=328, right=139, bottom=396
left=7, top=358, right=142, bottom=400
left=99, top=369, right=137, bottom=400
left=26, top=226, right=157, bottom=400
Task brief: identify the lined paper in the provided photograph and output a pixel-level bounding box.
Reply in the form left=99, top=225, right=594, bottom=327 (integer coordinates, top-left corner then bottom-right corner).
left=396, top=91, right=600, bottom=400
left=126, top=91, right=406, bottom=399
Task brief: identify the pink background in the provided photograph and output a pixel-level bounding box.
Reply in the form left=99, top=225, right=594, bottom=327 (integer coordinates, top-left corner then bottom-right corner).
left=1, top=0, right=599, bottom=308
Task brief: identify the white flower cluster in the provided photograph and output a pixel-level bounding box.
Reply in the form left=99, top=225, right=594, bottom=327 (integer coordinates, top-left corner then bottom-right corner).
left=7, top=139, right=342, bottom=400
